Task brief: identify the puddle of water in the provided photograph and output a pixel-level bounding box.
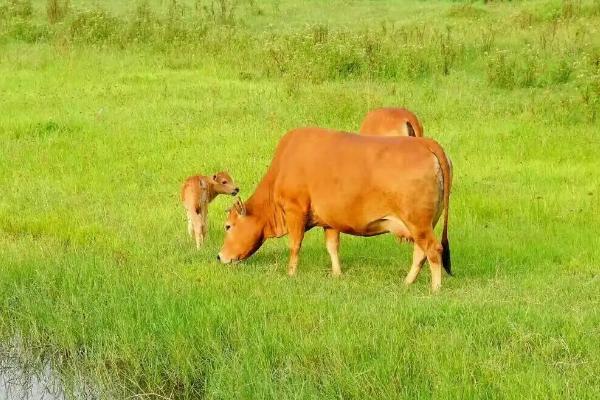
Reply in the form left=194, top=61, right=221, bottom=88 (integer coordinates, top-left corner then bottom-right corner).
left=0, top=337, right=102, bottom=400
left=0, top=360, right=65, bottom=400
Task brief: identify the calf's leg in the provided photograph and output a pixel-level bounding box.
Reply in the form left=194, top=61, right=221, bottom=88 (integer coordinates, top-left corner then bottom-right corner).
left=324, top=228, right=342, bottom=277
left=185, top=208, right=205, bottom=249
left=193, top=216, right=205, bottom=249
left=200, top=208, right=208, bottom=240
left=187, top=218, right=194, bottom=238
left=184, top=206, right=200, bottom=245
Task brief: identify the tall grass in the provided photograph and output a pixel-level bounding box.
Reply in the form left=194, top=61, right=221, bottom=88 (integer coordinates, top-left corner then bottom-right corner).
left=3, top=1, right=598, bottom=100
left=1, top=1, right=599, bottom=96
left=46, top=0, right=69, bottom=24
left=1, top=0, right=589, bottom=123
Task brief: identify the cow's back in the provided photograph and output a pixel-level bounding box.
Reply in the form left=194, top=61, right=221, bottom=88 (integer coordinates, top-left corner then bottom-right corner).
left=359, top=107, right=424, bottom=137
left=273, top=128, right=432, bottom=180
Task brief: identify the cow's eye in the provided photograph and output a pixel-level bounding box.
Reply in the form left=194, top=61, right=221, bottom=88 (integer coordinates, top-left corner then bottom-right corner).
left=225, top=224, right=231, bottom=231
left=222, top=180, right=227, bottom=184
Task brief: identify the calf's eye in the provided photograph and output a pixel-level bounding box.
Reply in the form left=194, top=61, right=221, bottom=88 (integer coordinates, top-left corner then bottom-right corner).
left=225, top=224, right=231, bottom=231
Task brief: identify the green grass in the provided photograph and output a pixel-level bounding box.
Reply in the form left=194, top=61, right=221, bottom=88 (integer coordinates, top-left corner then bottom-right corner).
left=1, top=0, right=600, bottom=398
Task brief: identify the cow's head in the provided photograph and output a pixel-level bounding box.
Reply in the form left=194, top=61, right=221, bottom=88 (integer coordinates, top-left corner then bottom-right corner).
left=217, top=197, right=264, bottom=263
left=211, top=171, right=239, bottom=196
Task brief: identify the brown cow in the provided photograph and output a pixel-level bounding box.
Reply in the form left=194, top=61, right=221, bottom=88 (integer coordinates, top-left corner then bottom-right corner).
left=217, top=128, right=452, bottom=291
left=359, top=107, right=424, bottom=137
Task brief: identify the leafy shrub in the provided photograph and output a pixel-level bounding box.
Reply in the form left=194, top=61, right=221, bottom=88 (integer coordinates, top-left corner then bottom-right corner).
left=0, top=0, right=33, bottom=20
left=263, top=24, right=465, bottom=83
left=550, top=58, right=574, bottom=84
left=486, top=50, right=516, bottom=88
left=128, top=1, right=158, bottom=43
left=3, top=19, right=50, bottom=43
left=487, top=42, right=579, bottom=89
left=576, top=54, right=600, bottom=120
left=69, top=10, right=123, bottom=44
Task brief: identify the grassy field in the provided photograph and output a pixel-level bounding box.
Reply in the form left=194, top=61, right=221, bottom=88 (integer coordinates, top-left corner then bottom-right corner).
left=1, top=0, right=600, bottom=398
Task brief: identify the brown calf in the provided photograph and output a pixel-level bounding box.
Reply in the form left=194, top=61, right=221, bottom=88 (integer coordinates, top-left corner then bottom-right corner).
left=217, top=128, right=453, bottom=291
left=181, top=172, right=239, bottom=248
left=359, top=107, right=424, bottom=137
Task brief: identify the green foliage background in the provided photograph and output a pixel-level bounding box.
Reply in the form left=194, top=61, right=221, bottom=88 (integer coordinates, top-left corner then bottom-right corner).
left=1, top=0, right=599, bottom=398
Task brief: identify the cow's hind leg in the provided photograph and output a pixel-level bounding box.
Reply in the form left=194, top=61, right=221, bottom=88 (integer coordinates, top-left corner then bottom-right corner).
left=412, top=229, right=444, bottom=292
left=324, top=228, right=342, bottom=277
left=404, top=243, right=426, bottom=286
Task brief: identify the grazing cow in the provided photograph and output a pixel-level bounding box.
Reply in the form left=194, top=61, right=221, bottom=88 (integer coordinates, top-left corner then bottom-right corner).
left=359, top=107, right=424, bottom=137
left=217, top=128, right=453, bottom=291
left=181, top=172, right=239, bottom=248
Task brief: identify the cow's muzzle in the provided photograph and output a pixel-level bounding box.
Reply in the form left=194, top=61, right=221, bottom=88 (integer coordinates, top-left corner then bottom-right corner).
left=217, top=253, right=232, bottom=264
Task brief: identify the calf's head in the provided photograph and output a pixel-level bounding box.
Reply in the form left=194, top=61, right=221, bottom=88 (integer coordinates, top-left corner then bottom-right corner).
left=217, top=198, right=264, bottom=263
left=211, top=171, right=239, bottom=196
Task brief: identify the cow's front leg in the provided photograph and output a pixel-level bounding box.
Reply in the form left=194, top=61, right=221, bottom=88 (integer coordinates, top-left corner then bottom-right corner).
left=286, top=212, right=306, bottom=276
left=324, top=228, right=342, bottom=277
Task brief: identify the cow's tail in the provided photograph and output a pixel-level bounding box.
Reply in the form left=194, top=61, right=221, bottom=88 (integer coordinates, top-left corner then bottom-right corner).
left=426, top=140, right=452, bottom=275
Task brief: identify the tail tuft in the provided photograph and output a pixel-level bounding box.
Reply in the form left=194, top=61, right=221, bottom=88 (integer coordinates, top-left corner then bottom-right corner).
left=441, top=237, right=452, bottom=276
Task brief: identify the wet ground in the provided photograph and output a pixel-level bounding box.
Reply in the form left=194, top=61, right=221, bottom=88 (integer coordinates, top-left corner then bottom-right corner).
left=0, top=355, right=65, bottom=400
left=0, top=334, right=107, bottom=400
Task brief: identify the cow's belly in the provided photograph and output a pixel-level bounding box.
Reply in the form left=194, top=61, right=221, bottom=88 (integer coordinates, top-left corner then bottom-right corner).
left=313, top=211, right=412, bottom=240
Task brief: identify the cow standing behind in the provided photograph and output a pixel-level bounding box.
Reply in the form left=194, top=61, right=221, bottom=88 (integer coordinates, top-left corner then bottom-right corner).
left=217, top=128, right=453, bottom=291
left=359, top=107, right=424, bottom=137
left=181, top=172, right=239, bottom=248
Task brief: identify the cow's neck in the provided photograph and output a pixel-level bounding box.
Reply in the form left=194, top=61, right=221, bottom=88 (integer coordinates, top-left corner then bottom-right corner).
left=245, top=174, right=287, bottom=239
